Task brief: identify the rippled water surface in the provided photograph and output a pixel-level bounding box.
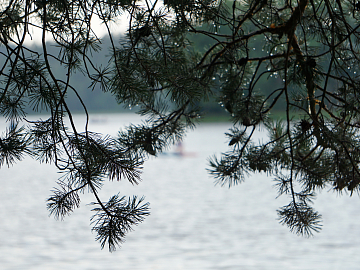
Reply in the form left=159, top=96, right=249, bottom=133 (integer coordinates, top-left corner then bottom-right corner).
left=0, top=114, right=360, bottom=269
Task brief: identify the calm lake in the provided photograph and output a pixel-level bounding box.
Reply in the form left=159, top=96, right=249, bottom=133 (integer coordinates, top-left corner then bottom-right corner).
left=0, top=113, right=359, bottom=269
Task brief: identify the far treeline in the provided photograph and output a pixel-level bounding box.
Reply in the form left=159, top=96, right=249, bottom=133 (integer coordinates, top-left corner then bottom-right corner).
left=20, top=34, right=238, bottom=117
left=2, top=0, right=360, bottom=252
left=23, top=29, right=291, bottom=118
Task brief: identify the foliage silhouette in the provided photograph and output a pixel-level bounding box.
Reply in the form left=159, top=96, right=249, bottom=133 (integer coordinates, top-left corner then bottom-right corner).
left=1, top=0, right=360, bottom=250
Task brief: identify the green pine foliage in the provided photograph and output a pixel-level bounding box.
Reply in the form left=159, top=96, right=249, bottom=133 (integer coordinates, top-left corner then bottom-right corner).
left=2, top=0, right=360, bottom=250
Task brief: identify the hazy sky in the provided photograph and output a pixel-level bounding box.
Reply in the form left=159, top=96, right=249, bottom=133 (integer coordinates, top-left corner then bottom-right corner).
left=23, top=14, right=128, bottom=46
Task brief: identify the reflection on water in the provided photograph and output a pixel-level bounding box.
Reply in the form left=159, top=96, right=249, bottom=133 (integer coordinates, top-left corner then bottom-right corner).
left=0, top=114, right=360, bottom=270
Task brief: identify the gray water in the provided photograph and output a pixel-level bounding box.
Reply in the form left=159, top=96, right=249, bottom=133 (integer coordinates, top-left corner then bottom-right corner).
left=0, top=114, right=359, bottom=269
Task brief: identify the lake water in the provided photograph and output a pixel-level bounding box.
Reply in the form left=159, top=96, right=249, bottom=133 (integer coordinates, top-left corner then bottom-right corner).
left=0, top=113, right=360, bottom=269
